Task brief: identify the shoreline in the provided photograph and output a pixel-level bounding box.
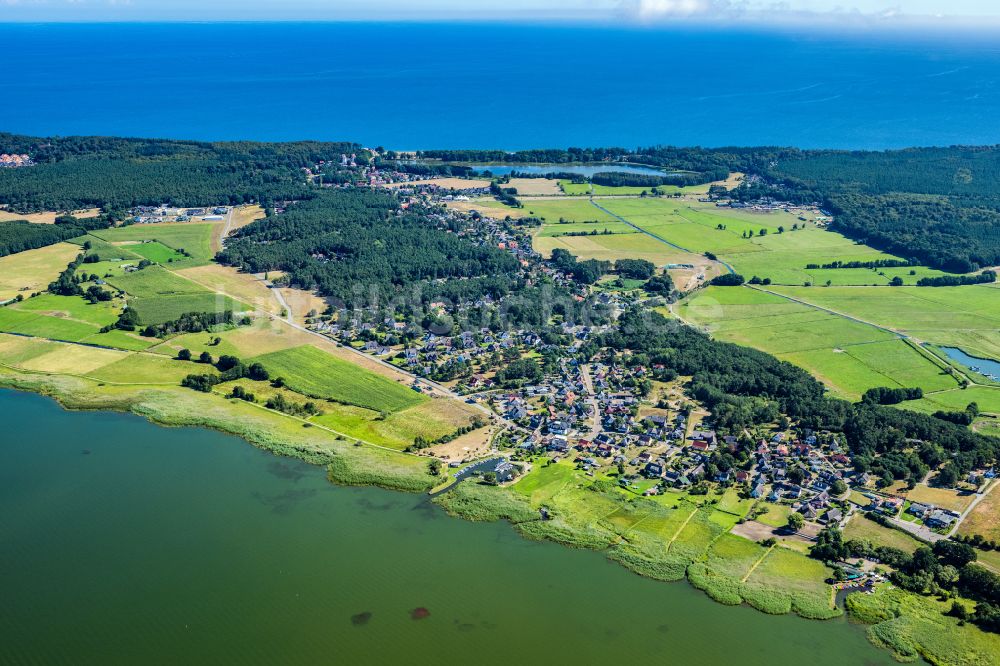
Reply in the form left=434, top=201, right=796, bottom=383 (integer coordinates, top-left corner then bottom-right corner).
left=2, top=366, right=978, bottom=665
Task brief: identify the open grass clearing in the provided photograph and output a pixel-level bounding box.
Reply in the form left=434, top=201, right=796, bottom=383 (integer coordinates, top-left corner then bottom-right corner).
left=310, top=398, right=478, bottom=451
left=130, top=293, right=250, bottom=326
left=900, top=483, right=979, bottom=513
left=907, top=386, right=1000, bottom=416
left=848, top=585, right=1000, bottom=665
left=87, top=353, right=215, bottom=384
left=10, top=292, right=120, bottom=328
left=842, top=513, right=923, bottom=553
left=755, top=502, right=794, bottom=528
left=384, top=177, right=490, bottom=190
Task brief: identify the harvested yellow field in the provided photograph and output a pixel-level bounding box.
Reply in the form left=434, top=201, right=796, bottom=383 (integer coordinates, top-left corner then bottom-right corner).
left=904, top=484, right=978, bottom=513
left=0, top=243, right=82, bottom=301
left=175, top=264, right=281, bottom=315
left=709, top=171, right=744, bottom=191
left=211, top=204, right=265, bottom=250
left=274, top=286, right=328, bottom=325
left=17, top=343, right=126, bottom=375
left=229, top=205, right=265, bottom=232
left=0, top=208, right=100, bottom=224
left=958, top=481, right=1000, bottom=541
left=446, top=199, right=530, bottom=219
left=384, top=178, right=489, bottom=190
left=507, top=178, right=562, bottom=196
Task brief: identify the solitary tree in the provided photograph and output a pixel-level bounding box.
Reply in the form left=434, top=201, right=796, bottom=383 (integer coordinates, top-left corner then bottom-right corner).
left=787, top=512, right=805, bottom=532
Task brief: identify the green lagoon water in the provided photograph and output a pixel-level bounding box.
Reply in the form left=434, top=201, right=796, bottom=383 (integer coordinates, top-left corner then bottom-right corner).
left=0, top=389, right=895, bottom=665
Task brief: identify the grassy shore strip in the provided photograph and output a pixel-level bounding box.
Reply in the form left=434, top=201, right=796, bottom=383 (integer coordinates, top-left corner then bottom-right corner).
left=0, top=367, right=433, bottom=492
left=433, top=477, right=838, bottom=619
left=848, top=586, right=1000, bottom=665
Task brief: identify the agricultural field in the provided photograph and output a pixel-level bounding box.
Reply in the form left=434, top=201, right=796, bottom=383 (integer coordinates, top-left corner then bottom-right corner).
left=0, top=331, right=191, bottom=383
left=0, top=306, right=102, bottom=342
left=130, top=294, right=250, bottom=326
left=251, top=344, right=426, bottom=413
left=176, top=264, right=282, bottom=315
left=90, top=222, right=217, bottom=266
left=533, top=231, right=693, bottom=267
left=107, top=265, right=213, bottom=300
left=106, top=265, right=251, bottom=325
left=11, top=341, right=126, bottom=375
left=535, top=219, right=634, bottom=237
left=681, top=286, right=957, bottom=399
left=128, top=241, right=187, bottom=264
left=505, top=178, right=561, bottom=195
left=766, top=285, right=1000, bottom=361
left=88, top=353, right=217, bottom=384
left=558, top=183, right=708, bottom=196
left=0, top=242, right=81, bottom=301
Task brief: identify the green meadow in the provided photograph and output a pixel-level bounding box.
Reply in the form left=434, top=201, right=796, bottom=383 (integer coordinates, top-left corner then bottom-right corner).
left=766, top=285, right=1000, bottom=361
left=89, top=222, right=216, bottom=266
left=251, top=344, right=426, bottom=413
left=681, top=286, right=958, bottom=399
left=106, top=265, right=250, bottom=325
left=128, top=241, right=189, bottom=264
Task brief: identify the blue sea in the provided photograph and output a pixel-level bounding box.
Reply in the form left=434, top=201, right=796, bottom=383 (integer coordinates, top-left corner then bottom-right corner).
left=2, top=22, right=1000, bottom=149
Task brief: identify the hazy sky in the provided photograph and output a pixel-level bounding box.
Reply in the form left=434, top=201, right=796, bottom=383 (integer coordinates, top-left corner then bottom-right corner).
left=2, top=0, right=1000, bottom=25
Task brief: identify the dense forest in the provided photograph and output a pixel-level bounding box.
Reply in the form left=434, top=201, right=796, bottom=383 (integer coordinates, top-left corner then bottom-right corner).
left=0, top=133, right=358, bottom=212
left=217, top=189, right=520, bottom=302
left=0, top=214, right=110, bottom=257
left=764, top=147, right=1000, bottom=272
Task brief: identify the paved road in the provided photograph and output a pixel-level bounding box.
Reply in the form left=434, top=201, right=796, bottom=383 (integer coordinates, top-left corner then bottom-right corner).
left=268, top=282, right=294, bottom=324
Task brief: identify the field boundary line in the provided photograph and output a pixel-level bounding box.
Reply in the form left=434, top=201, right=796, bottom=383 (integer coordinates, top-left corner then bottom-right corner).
left=742, top=544, right=776, bottom=583
left=665, top=506, right=699, bottom=551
